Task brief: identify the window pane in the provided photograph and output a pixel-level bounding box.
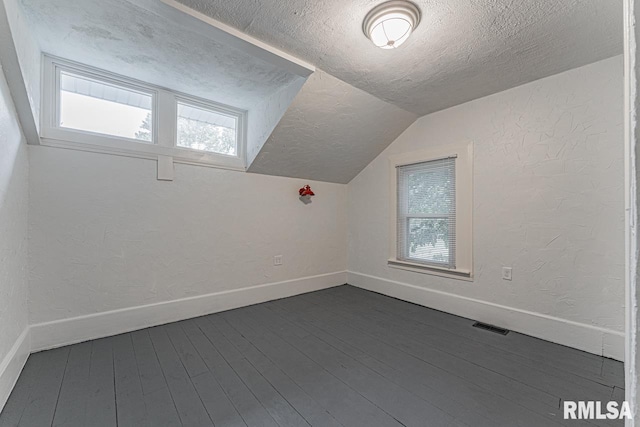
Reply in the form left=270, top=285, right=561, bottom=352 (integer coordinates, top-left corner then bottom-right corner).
left=407, top=167, right=454, bottom=215
left=397, top=157, right=456, bottom=268
left=407, top=218, right=450, bottom=264
left=59, top=71, right=153, bottom=142
left=177, top=102, right=238, bottom=156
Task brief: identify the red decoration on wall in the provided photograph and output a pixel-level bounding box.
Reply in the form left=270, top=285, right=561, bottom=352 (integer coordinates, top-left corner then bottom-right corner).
left=299, top=185, right=315, bottom=197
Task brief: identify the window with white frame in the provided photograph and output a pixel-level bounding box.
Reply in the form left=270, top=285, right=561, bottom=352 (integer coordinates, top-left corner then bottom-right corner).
left=389, top=144, right=473, bottom=279
left=58, top=70, right=155, bottom=142
left=397, top=157, right=456, bottom=268
left=176, top=100, right=238, bottom=156
left=42, top=55, right=247, bottom=170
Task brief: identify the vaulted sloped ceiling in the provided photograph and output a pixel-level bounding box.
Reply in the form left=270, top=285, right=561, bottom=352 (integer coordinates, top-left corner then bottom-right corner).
left=14, top=0, right=420, bottom=183
left=11, top=0, right=623, bottom=184
left=248, top=70, right=416, bottom=183
left=173, top=0, right=623, bottom=116
left=16, top=0, right=305, bottom=111
left=170, top=0, right=622, bottom=183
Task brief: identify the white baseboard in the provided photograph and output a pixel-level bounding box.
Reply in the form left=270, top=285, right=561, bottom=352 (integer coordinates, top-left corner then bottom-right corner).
left=31, top=271, right=347, bottom=352
left=0, top=328, right=30, bottom=411
left=348, top=271, right=625, bottom=361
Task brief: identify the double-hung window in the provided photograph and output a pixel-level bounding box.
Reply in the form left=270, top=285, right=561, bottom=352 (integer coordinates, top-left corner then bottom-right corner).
left=389, top=144, right=473, bottom=279
left=42, top=55, right=246, bottom=171
left=397, top=157, right=456, bottom=268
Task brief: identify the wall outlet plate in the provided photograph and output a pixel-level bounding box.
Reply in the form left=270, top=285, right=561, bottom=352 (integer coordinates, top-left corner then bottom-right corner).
left=274, top=255, right=283, bottom=266
left=502, top=267, right=512, bottom=281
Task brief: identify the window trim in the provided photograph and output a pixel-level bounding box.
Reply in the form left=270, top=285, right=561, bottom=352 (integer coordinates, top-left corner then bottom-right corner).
left=388, top=142, right=474, bottom=280
left=396, top=156, right=457, bottom=269
left=41, top=55, right=247, bottom=171
left=54, top=65, right=158, bottom=145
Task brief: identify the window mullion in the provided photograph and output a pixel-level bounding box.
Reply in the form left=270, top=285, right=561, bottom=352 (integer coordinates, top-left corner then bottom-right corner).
left=156, top=90, right=176, bottom=148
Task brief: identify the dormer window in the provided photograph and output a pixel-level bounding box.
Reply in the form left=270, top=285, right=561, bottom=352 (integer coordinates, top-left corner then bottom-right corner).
left=41, top=55, right=247, bottom=171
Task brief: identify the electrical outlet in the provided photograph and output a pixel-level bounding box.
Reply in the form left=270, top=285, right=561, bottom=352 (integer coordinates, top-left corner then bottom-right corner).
left=502, top=267, right=512, bottom=281
left=274, top=255, right=283, bottom=266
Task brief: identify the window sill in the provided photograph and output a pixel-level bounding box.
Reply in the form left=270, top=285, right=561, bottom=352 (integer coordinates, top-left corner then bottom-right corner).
left=387, top=259, right=473, bottom=281
left=40, top=135, right=246, bottom=172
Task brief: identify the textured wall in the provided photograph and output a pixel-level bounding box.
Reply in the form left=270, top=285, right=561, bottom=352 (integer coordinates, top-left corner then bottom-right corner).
left=348, top=56, right=625, bottom=333
left=28, top=148, right=347, bottom=324
left=0, top=66, right=29, bottom=363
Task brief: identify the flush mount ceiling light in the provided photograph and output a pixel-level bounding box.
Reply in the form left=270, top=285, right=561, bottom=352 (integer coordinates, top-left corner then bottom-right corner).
left=363, top=0, right=421, bottom=49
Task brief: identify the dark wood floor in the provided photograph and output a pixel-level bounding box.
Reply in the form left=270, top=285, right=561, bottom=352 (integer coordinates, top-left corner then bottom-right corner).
left=0, top=285, right=625, bottom=427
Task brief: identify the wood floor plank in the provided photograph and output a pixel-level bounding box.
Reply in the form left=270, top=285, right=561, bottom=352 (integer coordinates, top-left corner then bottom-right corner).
left=242, top=304, right=455, bottom=427
left=263, top=300, right=500, bottom=427
left=165, top=322, right=209, bottom=378
left=303, top=288, right=615, bottom=403
left=215, top=308, right=404, bottom=427
left=190, top=372, right=248, bottom=427
left=612, top=386, right=625, bottom=403
left=269, top=293, right=591, bottom=427
left=85, top=337, right=117, bottom=427
left=140, top=386, right=184, bottom=427
left=297, top=288, right=617, bottom=427
left=602, top=358, right=625, bottom=389
left=0, top=285, right=625, bottom=427
left=181, top=318, right=278, bottom=427
left=17, top=347, right=70, bottom=427
left=195, top=316, right=311, bottom=427
left=210, top=314, right=345, bottom=427
left=112, top=333, right=149, bottom=427
left=131, top=329, right=170, bottom=396
left=283, top=292, right=564, bottom=409
left=257, top=301, right=572, bottom=427
left=52, top=341, right=92, bottom=427
left=125, top=330, right=182, bottom=427
left=0, top=351, right=64, bottom=427
left=147, top=325, right=214, bottom=427
left=332, top=286, right=616, bottom=387
left=330, top=285, right=602, bottom=372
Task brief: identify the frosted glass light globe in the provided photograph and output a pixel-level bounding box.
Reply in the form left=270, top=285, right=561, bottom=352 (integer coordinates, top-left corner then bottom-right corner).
left=363, top=1, right=420, bottom=49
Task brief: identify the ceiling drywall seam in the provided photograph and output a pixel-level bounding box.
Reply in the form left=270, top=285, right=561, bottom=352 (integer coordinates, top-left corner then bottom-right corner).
left=161, top=0, right=314, bottom=78
left=0, top=0, right=39, bottom=145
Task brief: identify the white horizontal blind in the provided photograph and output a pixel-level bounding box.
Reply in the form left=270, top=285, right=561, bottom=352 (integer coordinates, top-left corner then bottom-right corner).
left=397, top=157, right=456, bottom=268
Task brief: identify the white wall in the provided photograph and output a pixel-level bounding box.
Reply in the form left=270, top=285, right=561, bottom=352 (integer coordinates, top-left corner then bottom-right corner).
left=0, top=65, right=29, bottom=407
left=28, top=147, right=347, bottom=346
left=348, top=56, right=625, bottom=359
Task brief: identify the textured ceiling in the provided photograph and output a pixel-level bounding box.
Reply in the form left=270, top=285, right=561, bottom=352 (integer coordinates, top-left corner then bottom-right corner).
left=12, top=0, right=623, bottom=184
left=248, top=70, right=417, bottom=183
left=176, top=0, right=623, bottom=116
left=18, top=0, right=300, bottom=110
